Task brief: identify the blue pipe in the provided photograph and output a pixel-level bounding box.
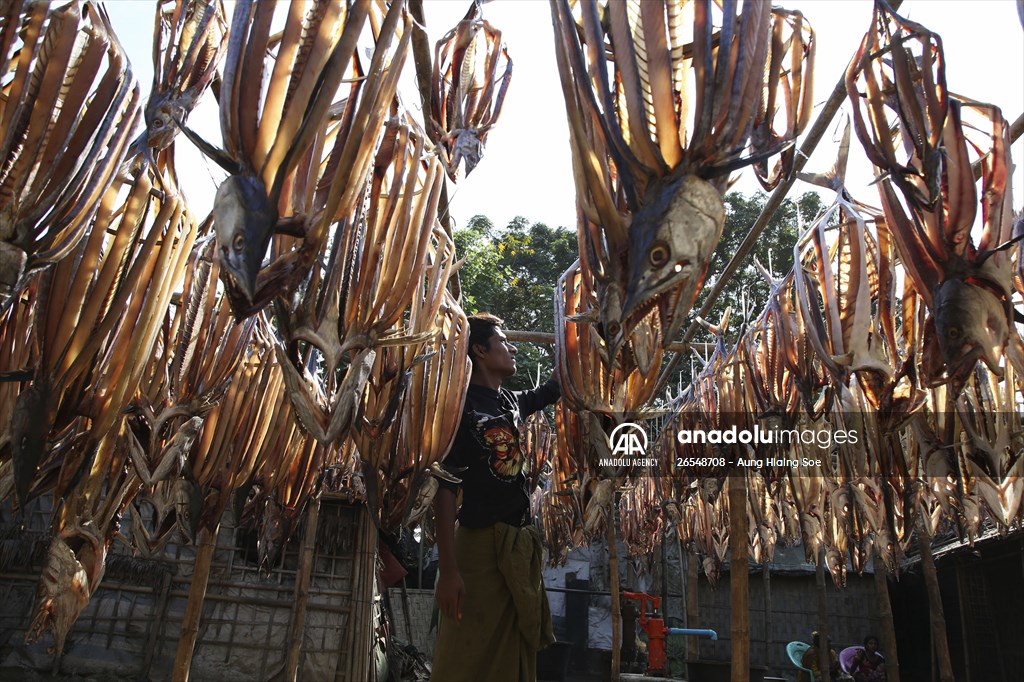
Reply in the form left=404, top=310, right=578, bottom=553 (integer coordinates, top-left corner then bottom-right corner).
left=667, top=628, right=718, bottom=641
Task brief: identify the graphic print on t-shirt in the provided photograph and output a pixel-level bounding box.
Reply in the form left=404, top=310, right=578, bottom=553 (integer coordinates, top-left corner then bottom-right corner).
left=474, top=413, right=525, bottom=482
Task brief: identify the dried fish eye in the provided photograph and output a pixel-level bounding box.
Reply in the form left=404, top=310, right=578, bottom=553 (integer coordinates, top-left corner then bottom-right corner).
left=947, top=327, right=961, bottom=339
left=648, top=243, right=670, bottom=268
left=233, top=233, right=245, bottom=252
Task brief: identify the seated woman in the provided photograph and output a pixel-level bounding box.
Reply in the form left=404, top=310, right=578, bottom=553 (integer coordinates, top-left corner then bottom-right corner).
left=800, top=632, right=853, bottom=682
left=850, top=635, right=886, bottom=682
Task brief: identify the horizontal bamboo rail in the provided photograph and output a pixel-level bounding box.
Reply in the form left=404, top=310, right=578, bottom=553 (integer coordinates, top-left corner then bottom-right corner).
left=503, top=329, right=716, bottom=354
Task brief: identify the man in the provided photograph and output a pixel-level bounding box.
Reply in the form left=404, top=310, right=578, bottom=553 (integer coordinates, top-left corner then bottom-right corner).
left=431, top=313, right=560, bottom=681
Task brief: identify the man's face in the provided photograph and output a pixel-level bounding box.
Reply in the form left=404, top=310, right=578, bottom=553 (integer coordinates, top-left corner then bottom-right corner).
left=474, top=328, right=517, bottom=377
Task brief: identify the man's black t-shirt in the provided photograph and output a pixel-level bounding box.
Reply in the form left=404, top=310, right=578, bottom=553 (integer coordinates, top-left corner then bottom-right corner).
left=439, top=379, right=560, bottom=529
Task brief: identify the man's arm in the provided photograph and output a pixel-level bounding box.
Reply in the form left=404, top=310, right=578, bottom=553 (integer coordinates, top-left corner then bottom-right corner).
left=515, top=376, right=561, bottom=415
left=433, top=486, right=464, bottom=622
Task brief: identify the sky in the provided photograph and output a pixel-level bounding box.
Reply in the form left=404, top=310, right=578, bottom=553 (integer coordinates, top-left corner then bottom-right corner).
left=104, top=0, right=1024, bottom=233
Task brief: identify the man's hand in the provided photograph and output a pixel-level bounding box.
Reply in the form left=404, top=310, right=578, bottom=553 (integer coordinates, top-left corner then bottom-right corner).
left=435, top=569, right=466, bottom=623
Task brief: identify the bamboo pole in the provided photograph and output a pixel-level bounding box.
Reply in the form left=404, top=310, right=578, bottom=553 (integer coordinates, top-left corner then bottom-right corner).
left=660, top=539, right=668, bottom=623
left=763, top=564, right=772, bottom=669
left=140, top=570, right=173, bottom=679
left=917, top=524, right=954, bottom=682
left=172, top=525, right=219, bottom=682
left=686, top=548, right=699, bottom=662
left=729, top=471, right=749, bottom=682
left=417, top=524, right=425, bottom=589
left=348, top=509, right=378, bottom=682
left=815, top=548, right=832, bottom=682
left=400, top=581, right=415, bottom=646
left=608, top=499, right=621, bottom=682
left=339, top=515, right=360, bottom=680
left=873, top=553, right=901, bottom=682
left=504, top=329, right=714, bottom=354
left=955, top=558, right=972, bottom=682
left=285, top=498, right=320, bottom=681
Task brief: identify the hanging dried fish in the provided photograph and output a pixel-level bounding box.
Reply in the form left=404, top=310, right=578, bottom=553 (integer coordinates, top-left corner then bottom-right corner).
left=274, top=112, right=446, bottom=446
left=179, top=0, right=409, bottom=317
left=550, top=0, right=814, bottom=362
left=846, top=2, right=1018, bottom=393
left=430, top=0, right=512, bottom=179
left=129, top=0, right=228, bottom=167
left=1, top=167, right=197, bottom=510
left=0, top=1, right=140, bottom=309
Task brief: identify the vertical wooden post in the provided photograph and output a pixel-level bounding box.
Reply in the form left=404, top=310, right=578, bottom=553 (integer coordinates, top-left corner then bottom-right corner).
left=347, top=509, right=377, bottom=682
left=660, top=538, right=668, bottom=621
left=140, top=570, right=173, bottom=679
left=763, top=564, right=772, bottom=669
left=815, top=548, right=831, bottom=682
left=873, top=553, right=901, bottom=682
left=607, top=500, right=621, bottom=682
left=417, top=524, right=425, bottom=589
left=729, top=470, right=749, bottom=682
left=686, top=547, right=700, bottom=662
left=173, top=525, right=219, bottom=682
left=955, top=558, right=972, bottom=682
left=918, top=524, right=954, bottom=682
left=285, top=498, right=320, bottom=681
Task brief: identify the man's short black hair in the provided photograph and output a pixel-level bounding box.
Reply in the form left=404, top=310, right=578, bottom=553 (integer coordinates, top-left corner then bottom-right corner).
left=467, top=313, right=503, bottom=366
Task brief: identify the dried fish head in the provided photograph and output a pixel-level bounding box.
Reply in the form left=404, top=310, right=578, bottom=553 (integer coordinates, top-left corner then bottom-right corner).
left=258, top=497, right=287, bottom=574
left=873, top=527, right=898, bottom=573
left=932, top=277, right=1008, bottom=378
left=406, top=475, right=438, bottom=527
left=24, top=524, right=106, bottom=656
left=144, top=98, right=189, bottom=153
left=701, top=555, right=720, bottom=589
left=0, top=242, right=26, bottom=305
left=173, top=477, right=204, bottom=543
left=213, top=175, right=277, bottom=304
left=825, top=547, right=847, bottom=588
left=621, top=175, right=725, bottom=346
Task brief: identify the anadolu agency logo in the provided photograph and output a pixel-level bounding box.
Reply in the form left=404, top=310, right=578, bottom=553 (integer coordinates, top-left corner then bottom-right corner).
left=602, top=422, right=658, bottom=468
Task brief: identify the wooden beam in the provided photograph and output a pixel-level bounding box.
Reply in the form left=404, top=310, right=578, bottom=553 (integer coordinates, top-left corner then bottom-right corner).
left=503, top=329, right=716, bottom=354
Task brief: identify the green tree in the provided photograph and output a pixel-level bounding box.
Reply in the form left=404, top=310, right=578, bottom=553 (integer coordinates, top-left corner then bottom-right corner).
left=454, top=215, right=579, bottom=391
left=452, top=193, right=825, bottom=394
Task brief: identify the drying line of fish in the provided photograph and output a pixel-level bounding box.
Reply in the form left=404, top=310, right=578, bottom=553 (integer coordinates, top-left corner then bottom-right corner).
left=547, top=0, right=814, bottom=541
left=531, top=1, right=1023, bottom=589
left=0, top=0, right=513, bottom=655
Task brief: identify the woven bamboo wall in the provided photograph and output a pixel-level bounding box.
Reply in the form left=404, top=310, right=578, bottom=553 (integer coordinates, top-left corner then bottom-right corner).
left=0, top=494, right=377, bottom=681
